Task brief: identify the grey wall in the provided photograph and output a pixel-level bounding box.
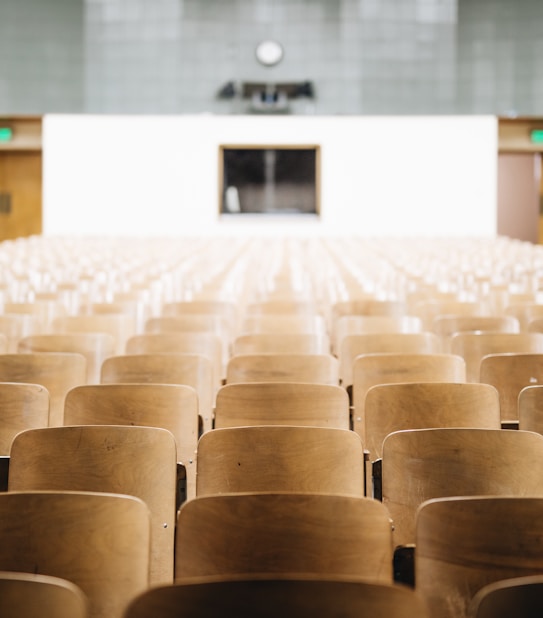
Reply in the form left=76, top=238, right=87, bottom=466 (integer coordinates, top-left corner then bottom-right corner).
left=0, top=0, right=542, bottom=116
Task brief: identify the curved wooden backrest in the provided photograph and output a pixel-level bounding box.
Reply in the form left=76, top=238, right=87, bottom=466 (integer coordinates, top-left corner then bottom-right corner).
left=64, top=383, right=199, bottom=499
left=233, top=333, right=330, bottom=355
left=145, top=315, right=230, bottom=348
left=0, top=491, right=150, bottom=618
left=240, top=313, right=326, bottom=338
left=469, top=575, right=543, bottom=618
left=0, top=314, right=43, bottom=352
left=519, top=384, right=543, bottom=434
left=52, top=315, right=136, bottom=355
left=479, top=353, right=543, bottom=422
left=3, top=300, right=68, bottom=331
left=432, top=315, right=520, bottom=352
left=0, top=571, right=88, bottom=618
left=226, top=353, right=339, bottom=385
left=18, top=333, right=116, bottom=384
left=450, top=332, right=543, bottom=382
left=412, top=300, right=483, bottom=330
left=334, top=315, right=423, bottom=356
left=100, top=354, right=214, bottom=433
left=352, top=353, right=466, bottom=441
left=505, top=303, right=543, bottom=330
left=383, top=428, right=543, bottom=547
left=364, top=382, right=500, bottom=461
left=126, top=332, right=224, bottom=386
left=528, top=317, right=543, bottom=334
left=196, top=425, right=365, bottom=497
left=340, top=333, right=442, bottom=387
left=416, top=496, right=543, bottom=618
left=332, top=299, right=407, bottom=320
left=9, top=425, right=177, bottom=585
left=214, top=382, right=350, bottom=430
left=0, top=353, right=87, bottom=427
left=245, top=300, right=320, bottom=316
left=0, top=382, right=49, bottom=454
left=175, top=493, right=393, bottom=583
left=124, top=575, right=429, bottom=618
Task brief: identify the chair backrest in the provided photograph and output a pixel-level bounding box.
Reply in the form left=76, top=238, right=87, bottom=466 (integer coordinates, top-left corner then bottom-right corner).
left=9, top=425, right=177, bottom=585
left=382, top=428, right=543, bottom=546
left=126, top=332, right=224, bottom=386
left=432, top=315, right=520, bottom=352
left=450, top=332, right=543, bottom=382
left=233, top=333, right=329, bottom=355
left=0, top=571, right=88, bottom=618
left=240, top=314, right=327, bottom=336
left=469, top=575, right=543, bottom=618
left=100, top=353, right=214, bottom=433
left=340, top=333, right=442, bottom=387
left=479, top=353, right=543, bottom=423
left=245, top=300, right=320, bottom=315
left=519, top=384, right=543, bottom=434
left=52, top=315, right=136, bottom=355
left=0, top=491, right=150, bottom=618
left=352, top=353, right=466, bottom=442
left=196, top=425, right=365, bottom=497
left=0, top=382, right=49, bottom=454
left=416, top=496, right=543, bottom=618
left=18, top=333, right=116, bottom=384
left=175, top=493, right=393, bottom=583
left=412, top=300, right=483, bottom=330
left=214, top=382, right=350, bottom=430
left=0, top=353, right=87, bottom=427
left=0, top=313, right=43, bottom=352
left=226, top=353, right=338, bottom=385
left=64, top=383, right=199, bottom=499
left=124, top=575, right=429, bottom=618
left=505, top=302, right=543, bottom=330
left=364, top=382, right=500, bottom=461
left=334, top=315, right=423, bottom=356
left=0, top=332, right=6, bottom=353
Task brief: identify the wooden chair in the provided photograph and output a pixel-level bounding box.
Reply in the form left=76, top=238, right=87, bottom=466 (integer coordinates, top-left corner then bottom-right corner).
left=52, top=314, right=136, bottom=355
left=450, top=332, right=543, bottom=382
left=468, top=575, right=543, bottom=618
left=432, top=315, right=520, bottom=352
left=416, top=496, right=543, bottom=618
left=3, top=300, right=68, bottom=331
left=382, top=428, right=543, bottom=547
left=479, top=353, right=543, bottom=425
left=334, top=315, right=423, bottom=356
left=240, top=313, right=327, bottom=334
left=233, top=333, right=330, bottom=355
left=9, top=425, right=177, bottom=585
left=505, top=302, right=543, bottom=330
left=331, top=299, right=407, bottom=320
left=225, top=353, right=339, bottom=385
left=518, top=384, right=543, bottom=434
left=18, top=333, right=116, bottom=384
left=0, top=382, right=49, bottom=454
left=0, top=353, right=87, bottom=427
left=0, top=491, right=150, bottom=618
left=0, top=313, right=43, bottom=352
left=144, top=316, right=230, bottom=365
left=214, top=382, right=350, bottom=430
left=339, top=333, right=442, bottom=388
left=528, top=317, right=543, bottom=334
left=100, top=353, right=214, bottom=433
left=126, top=332, right=224, bottom=387
left=0, top=571, right=88, bottom=618
left=161, top=301, right=239, bottom=340
left=352, top=353, right=466, bottom=442
left=175, top=493, right=393, bottom=583
left=64, top=383, right=199, bottom=500
left=124, top=575, right=429, bottom=618
left=412, top=300, right=483, bottom=330
left=195, top=425, right=365, bottom=497
left=0, top=333, right=6, bottom=353
left=244, top=300, right=320, bottom=316
left=364, top=382, right=500, bottom=463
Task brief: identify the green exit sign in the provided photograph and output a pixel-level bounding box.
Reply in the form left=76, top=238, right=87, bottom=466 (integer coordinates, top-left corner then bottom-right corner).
left=531, top=129, right=543, bottom=144
left=0, top=127, right=13, bottom=142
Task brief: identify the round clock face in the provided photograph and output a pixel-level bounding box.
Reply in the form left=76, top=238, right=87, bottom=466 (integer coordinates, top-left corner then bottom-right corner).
left=255, top=40, right=284, bottom=66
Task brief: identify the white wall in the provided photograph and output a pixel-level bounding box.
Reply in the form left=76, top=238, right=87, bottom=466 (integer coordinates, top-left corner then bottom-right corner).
left=43, top=114, right=498, bottom=237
